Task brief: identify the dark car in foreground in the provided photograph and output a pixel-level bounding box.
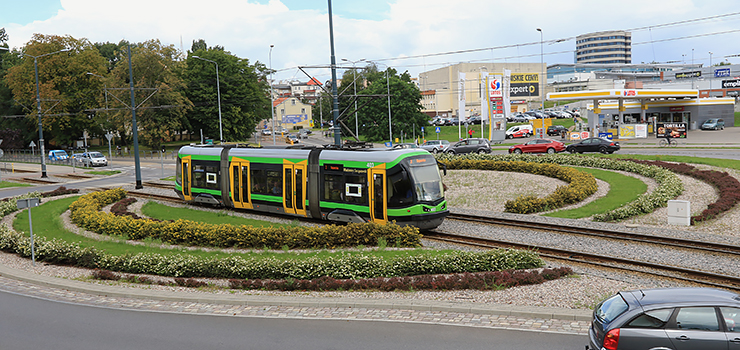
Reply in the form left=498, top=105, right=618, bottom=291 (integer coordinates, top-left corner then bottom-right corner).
left=445, top=138, right=491, bottom=155
left=566, top=137, right=620, bottom=154
left=509, top=138, right=565, bottom=154
left=587, top=287, right=740, bottom=350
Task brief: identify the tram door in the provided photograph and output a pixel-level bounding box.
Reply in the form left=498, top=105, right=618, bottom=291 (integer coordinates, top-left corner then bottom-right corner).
left=369, top=165, right=387, bottom=224
left=283, top=160, right=307, bottom=216
left=181, top=156, right=192, bottom=201
left=229, top=159, right=252, bottom=209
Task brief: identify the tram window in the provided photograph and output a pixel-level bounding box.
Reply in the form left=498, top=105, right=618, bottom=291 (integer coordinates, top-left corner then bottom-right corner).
left=267, top=170, right=282, bottom=195
left=387, top=171, right=413, bottom=208
left=323, top=174, right=343, bottom=201
left=250, top=169, right=268, bottom=194
left=193, top=166, right=206, bottom=188
left=176, top=161, right=182, bottom=186
left=344, top=174, right=367, bottom=205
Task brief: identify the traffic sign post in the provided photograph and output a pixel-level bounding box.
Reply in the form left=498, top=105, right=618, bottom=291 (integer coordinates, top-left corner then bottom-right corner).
left=17, top=198, right=41, bottom=266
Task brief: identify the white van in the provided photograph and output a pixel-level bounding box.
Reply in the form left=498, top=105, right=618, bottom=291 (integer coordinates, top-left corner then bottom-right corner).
left=505, top=124, right=533, bottom=139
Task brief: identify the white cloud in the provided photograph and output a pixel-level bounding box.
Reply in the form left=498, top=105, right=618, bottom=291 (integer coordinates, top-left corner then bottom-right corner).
left=4, top=0, right=740, bottom=82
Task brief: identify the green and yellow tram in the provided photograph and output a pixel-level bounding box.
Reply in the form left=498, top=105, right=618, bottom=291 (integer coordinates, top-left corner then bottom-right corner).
left=175, top=145, right=449, bottom=230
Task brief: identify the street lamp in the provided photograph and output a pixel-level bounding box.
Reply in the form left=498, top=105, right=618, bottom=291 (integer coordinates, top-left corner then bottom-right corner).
left=268, top=45, right=276, bottom=145
left=192, top=55, right=223, bottom=143
left=371, top=62, right=392, bottom=145
left=536, top=28, right=545, bottom=138
left=341, top=58, right=365, bottom=138
left=709, top=51, right=713, bottom=97
left=23, top=48, right=69, bottom=178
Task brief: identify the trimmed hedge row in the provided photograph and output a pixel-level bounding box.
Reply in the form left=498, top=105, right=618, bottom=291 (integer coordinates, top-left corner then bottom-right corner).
left=0, top=224, right=544, bottom=279
left=438, top=158, right=597, bottom=214
left=436, top=153, right=683, bottom=221
left=69, top=189, right=423, bottom=249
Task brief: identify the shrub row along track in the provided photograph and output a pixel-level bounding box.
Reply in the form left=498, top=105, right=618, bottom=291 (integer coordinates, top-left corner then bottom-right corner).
left=428, top=213, right=740, bottom=292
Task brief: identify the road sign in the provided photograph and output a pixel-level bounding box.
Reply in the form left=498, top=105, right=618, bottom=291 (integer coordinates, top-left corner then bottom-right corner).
left=435, top=127, right=440, bottom=133
left=105, top=133, right=114, bottom=141
left=29, top=141, right=36, bottom=148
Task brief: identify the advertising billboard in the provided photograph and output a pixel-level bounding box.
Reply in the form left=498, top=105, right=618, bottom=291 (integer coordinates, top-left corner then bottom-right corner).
left=509, top=73, right=539, bottom=97
left=722, top=79, right=740, bottom=89
left=656, top=122, right=687, bottom=139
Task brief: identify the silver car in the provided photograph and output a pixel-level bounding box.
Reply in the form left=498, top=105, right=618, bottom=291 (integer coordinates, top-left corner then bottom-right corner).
left=78, top=151, right=108, bottom=167
left=587, top=287, right=740, bottom=350
left=420, top=140, right=450, bottom=154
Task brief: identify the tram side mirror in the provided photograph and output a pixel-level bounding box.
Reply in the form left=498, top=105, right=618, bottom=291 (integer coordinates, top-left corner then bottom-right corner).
left=437, top=161, right=447, bottom=176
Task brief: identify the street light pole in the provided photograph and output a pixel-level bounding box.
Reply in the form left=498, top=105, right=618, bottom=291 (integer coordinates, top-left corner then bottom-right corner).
left=709, top=51, right=713, bottom=97
left=341, top=58, right=365, bottom=138
left=192, top=56, right=223, bottom=143
left=24, top=48, right=68, bottom=178
left=537, top=28, right=545, bottom=139
left=269, top=45, right=276, bottom=145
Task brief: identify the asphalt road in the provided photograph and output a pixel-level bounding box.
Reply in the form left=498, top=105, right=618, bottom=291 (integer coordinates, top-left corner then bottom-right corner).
left=0, top=290, right=585, bottom=350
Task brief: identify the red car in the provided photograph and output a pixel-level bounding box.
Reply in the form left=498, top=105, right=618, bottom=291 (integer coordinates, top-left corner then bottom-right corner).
left=508, top=138, right=565, bottom=154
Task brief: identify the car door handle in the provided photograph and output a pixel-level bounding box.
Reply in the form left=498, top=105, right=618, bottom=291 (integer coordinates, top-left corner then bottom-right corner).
left=731, top=337, right=740, bottom=344
left=675, top=335, right=691, bottom=341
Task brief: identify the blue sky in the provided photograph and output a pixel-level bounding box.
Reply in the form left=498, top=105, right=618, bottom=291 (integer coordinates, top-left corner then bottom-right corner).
left=1, top=0, right=739, bottom=84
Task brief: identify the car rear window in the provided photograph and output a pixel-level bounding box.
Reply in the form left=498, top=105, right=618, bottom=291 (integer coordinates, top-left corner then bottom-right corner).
left=596, top=294, right=629, bottom=324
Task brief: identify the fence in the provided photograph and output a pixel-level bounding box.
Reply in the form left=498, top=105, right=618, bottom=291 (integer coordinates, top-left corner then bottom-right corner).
left=1, top=149, right=178, bottom=165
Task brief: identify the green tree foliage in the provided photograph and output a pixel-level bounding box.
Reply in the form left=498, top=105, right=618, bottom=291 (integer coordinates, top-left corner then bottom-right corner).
left=5, top=34, right=108, bottom=148
left=106, top=40, right=192, bottom=149
left=184, top=43, right=270, bottom=142
left=0, top=29, right=32, bottom=141
left=358, top=65, right=428, bottom=142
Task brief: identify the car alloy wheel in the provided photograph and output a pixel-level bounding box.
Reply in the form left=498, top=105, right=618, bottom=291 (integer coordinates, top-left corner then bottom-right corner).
left=599, top=146, right=608, bottom=154
left=513, top=148, right=522, bottom=154
left=432, top=148, right=438, bottom=154
left=547, top=148, right=555, bottom=154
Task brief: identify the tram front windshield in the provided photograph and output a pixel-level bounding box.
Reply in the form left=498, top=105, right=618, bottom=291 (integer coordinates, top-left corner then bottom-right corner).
left=408, top=163, right=444, bottom=202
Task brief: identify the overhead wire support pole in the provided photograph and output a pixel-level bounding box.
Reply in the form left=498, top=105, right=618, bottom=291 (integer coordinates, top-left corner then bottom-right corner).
left=128, top=45, right=143, bottom=189
left=327, top=0, right=341, bottom=146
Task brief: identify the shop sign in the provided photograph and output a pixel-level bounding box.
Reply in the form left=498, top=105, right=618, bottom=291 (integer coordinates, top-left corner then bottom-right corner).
left=675, top=71, right=701, bottom=79
left=715, top=68, right=731, bottom=78
left=722, top=79, right=740, bottom=89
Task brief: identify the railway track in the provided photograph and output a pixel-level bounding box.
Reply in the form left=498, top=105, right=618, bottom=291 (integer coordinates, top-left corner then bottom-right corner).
left=447, top=213, right=740, bottom=256
left=433, top=214, right=740, bottom=292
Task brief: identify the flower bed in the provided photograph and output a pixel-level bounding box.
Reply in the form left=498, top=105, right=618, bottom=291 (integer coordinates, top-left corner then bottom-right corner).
left=436, top=153, right=683, bottom=222
left=69, top=189, right=423, bottom=250
left=436, top=157, right=597, bottom=214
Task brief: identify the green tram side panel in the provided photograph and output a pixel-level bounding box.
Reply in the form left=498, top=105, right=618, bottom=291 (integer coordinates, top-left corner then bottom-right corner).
left=319, top=201, right=371, bottom=214
left=387, top=201, right=447, bottom=216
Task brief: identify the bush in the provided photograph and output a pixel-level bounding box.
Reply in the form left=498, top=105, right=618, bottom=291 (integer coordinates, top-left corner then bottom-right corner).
left=69, top=189, right=423, bottom=250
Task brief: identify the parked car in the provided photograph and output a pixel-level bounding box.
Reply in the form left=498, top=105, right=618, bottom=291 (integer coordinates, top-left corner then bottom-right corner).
left=466, top=116, right=483, bottom=125
left=48, top=149, right=69, bottom=161
left=77, top=151, right=108, bottom=167
left=298, top=129, right=311, bottom=139
left=445, top=138, right=491, bottom=155
left=508, top=113, right=528, bottom=123
left=508, top=138, right=565, bottom=154
left=546, top=125, right=567, bottom=136
left=587, top=287, right=740, bottom=350
left=446, top=117, right=460, bottom=126
left=505, top=124, right=533, bottom=139
left=261, top=128, right=272, bottom=136
left=392, top=143, right=418, bottom=149
left=419, top=139, right=450, bottom=154
left=701, top=118, right=725, bottom=130
left=285, top=134, right=300, bottom=145
left=431, top=117, right=448, bottom=126
left=566, top=137, right=620, bottom=154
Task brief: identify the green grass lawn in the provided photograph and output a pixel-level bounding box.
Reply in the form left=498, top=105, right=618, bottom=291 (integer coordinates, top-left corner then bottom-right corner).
left=85, top=170, right=121, bottom=176
left=12, top=196, right=449, bottom=262
left=141, top=201, right=295, bottom=228
left=0, top=181, right=32, bottom=189
left=545, top=167, right=647, bottom=219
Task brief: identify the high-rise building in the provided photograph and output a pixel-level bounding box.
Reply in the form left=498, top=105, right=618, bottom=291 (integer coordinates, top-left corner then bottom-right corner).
left=575, top=30, right=631, bottom=64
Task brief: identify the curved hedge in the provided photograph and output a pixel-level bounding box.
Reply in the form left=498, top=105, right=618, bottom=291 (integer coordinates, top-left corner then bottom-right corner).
left=69, top=188, right=423, bottom=249
left=0, top=224, right=544, bottom=279
left=438, top=158, right=597, bottom=214
left=436, top=153, right=683, bottom=221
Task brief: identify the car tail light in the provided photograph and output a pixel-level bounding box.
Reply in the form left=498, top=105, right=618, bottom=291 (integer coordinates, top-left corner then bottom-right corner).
left=603, top=328, right=620, bottom=350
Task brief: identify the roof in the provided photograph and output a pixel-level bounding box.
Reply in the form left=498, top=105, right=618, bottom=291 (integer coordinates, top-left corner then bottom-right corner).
left=307, top=77, right=322, bottom=86
left=624, top=288, right=740, bottom=308
left=273, top=97, right=289, bottom=107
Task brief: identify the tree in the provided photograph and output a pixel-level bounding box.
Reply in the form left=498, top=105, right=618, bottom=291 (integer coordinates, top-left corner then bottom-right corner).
left=358, top=65, right=428, bottom=142
left=5, top=34, right=108, bottom=148
left=183, top=43, right=270, bottom=142
left=106, top=40, right=192, bottom=149
left=0, top=28, right=32, bottom=145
